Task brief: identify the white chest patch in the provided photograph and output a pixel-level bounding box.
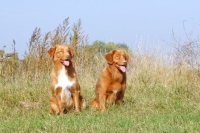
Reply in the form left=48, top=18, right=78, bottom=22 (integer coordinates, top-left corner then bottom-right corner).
left=113, top=90, right=118, bottom=94
left=55, top=66, right=74, bottom=99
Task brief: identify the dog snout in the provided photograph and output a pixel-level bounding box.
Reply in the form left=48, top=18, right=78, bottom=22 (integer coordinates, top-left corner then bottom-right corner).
left=123, top=59, right=127, bottom=63
left=66, top=52, right=70, bottom=58
left=122, top=59, right=127, bottom=65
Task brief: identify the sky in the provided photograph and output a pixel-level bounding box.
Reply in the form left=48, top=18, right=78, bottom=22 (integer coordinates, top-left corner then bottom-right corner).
left=0, top=1, right=200, bottom=59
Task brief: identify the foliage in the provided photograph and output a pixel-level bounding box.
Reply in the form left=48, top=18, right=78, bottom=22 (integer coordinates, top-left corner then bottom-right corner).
left=84, top=41, right=129, bottom=54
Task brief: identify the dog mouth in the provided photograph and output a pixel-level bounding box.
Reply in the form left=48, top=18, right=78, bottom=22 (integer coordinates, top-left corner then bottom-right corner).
left=61, top=59, right=70, bottom=66
left=116, top=64, right=127, bottom=72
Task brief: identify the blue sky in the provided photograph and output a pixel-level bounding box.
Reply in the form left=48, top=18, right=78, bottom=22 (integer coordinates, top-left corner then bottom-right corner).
left=0, top=1, right=200, bottom=58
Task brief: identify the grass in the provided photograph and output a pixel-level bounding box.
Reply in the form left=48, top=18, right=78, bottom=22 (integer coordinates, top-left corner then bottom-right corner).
left=1, top=18, right=200, bottom=132
left=1, top=73, right=200, bottom=132
left=2, top=110, right=200, bottom=132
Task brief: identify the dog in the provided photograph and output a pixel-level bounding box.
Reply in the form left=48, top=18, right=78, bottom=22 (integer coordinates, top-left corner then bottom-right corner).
left=90, top=49, right=129, bottom=112
left=48, top=44, right=86, bottom=114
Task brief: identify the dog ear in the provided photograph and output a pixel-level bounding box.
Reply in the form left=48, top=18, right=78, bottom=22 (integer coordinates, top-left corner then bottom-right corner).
left=68, top=46, right=75, bottom=58
left=48, top=46, right=56, bottom=58
left=105, top=50, right=116, bottom=64
left=125, top=53, right=130, bottom=63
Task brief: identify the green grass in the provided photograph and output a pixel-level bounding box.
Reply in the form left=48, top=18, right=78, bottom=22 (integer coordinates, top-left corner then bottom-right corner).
left=1, top=77, right=200, bottom=133
left=2, top=110, right=200, bottom=133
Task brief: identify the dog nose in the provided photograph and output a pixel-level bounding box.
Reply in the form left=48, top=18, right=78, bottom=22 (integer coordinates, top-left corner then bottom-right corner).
left=66, top=53, right=70, bottom=58
left=123, top=60, right=127, bottom=65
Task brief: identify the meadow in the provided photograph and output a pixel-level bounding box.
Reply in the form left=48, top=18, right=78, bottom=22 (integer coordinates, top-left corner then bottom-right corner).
left=0, top=18, right=200, bottom=132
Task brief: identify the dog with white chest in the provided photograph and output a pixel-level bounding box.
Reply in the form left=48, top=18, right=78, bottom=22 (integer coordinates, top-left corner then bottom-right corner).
left=48, top=44, right=86, bottom=114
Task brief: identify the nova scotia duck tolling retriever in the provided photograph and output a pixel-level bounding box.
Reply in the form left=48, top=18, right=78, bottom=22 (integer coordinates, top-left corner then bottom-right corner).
left=48, top=44, right=86, bottom=114
left=90, top=49, right=129, bottom=112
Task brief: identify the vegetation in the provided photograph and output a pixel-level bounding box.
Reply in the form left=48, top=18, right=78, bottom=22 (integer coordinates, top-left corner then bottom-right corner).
left=0, top=18, right=200, bottom=132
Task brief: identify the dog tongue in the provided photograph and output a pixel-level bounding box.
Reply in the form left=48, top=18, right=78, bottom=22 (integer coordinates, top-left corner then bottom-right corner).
left=63, top=60, right=69, bottom=66
left=119, top=66, right=126, bottom=72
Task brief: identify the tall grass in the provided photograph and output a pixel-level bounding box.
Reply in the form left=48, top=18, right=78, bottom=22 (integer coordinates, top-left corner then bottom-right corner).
left=0, top=18, right=200, bottom=132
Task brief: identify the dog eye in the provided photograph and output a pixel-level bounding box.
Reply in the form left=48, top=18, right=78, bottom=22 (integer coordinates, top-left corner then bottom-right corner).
left=116, top=56, right=119, bottom=58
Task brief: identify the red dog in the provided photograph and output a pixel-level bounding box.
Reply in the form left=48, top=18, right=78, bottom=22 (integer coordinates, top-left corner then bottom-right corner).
left=48, top=44, right=85, bottom=114
left=90, top=49, right=129, bottom=112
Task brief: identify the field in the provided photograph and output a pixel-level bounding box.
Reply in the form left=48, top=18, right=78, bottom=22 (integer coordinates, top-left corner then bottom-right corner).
left=0, top=19, right=200, bottom=132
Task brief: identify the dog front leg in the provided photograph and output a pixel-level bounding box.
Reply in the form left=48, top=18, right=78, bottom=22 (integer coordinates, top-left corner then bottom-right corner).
left=50, top=96, right=59, bottom=115
left=107, top=92, right=117, bottom=104
left=73, top=90, right=81, bottom=112
left=55, top=87, right=64, bottom=114
left=99, top=93, right=106, bottom=112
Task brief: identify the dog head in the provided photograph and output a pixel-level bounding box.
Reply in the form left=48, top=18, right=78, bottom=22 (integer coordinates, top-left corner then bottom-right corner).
left=105, top=50, right=129, bottom=72
left=48, top=44, right=75, bottom=66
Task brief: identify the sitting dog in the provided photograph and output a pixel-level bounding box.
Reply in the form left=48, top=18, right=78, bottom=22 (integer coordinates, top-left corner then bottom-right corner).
left=90, top=49, right=129, bottom=112
left=48, top=44, right=85, bottom=114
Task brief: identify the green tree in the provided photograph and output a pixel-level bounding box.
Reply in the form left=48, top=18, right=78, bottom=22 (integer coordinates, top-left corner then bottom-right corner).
left=86, top=41, right=129, bottom=54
